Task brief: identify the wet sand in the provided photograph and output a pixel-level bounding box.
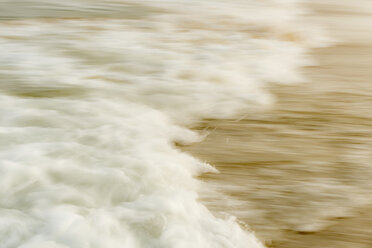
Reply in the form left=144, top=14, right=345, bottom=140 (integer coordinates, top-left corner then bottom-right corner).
left=182, top=2, right=372, bottom=247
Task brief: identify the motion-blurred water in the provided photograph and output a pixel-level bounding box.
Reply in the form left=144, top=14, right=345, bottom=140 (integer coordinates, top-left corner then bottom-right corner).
left=184, top=1, right=372, bottom=247
left=1, top=1, right=370, bottom=248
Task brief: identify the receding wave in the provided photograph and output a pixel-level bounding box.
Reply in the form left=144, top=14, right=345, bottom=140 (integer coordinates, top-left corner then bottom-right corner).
left=0, top=1, right=329, bottom=247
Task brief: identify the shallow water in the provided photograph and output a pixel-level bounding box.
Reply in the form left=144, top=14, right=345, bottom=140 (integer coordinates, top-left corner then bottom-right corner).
left=1, top=1, right=370, bottom=248
left=183, top=1, right=372, bottom=247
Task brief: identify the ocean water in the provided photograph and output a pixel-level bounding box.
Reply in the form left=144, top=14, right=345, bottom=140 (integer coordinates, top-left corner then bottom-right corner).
left=183, top=1, right=372, bottom=247
left=0, top=1, right=330, bottom=248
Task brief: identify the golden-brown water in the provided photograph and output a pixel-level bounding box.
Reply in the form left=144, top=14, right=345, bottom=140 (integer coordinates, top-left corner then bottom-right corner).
left=1, top=1, right=372, bottom=247
left=182, top=2, right=372, bottom=247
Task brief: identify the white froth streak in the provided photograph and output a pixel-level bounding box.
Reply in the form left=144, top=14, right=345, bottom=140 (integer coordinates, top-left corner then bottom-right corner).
left=0, top=0, right=329, bottom=247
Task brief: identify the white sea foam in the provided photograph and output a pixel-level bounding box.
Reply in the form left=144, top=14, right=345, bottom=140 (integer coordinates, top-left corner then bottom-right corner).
left=0, top=1, right=328, bottom=247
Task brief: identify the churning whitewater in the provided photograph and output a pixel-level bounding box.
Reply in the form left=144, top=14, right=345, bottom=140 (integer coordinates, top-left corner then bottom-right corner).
left=0, top=1, right=326, bottom=247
